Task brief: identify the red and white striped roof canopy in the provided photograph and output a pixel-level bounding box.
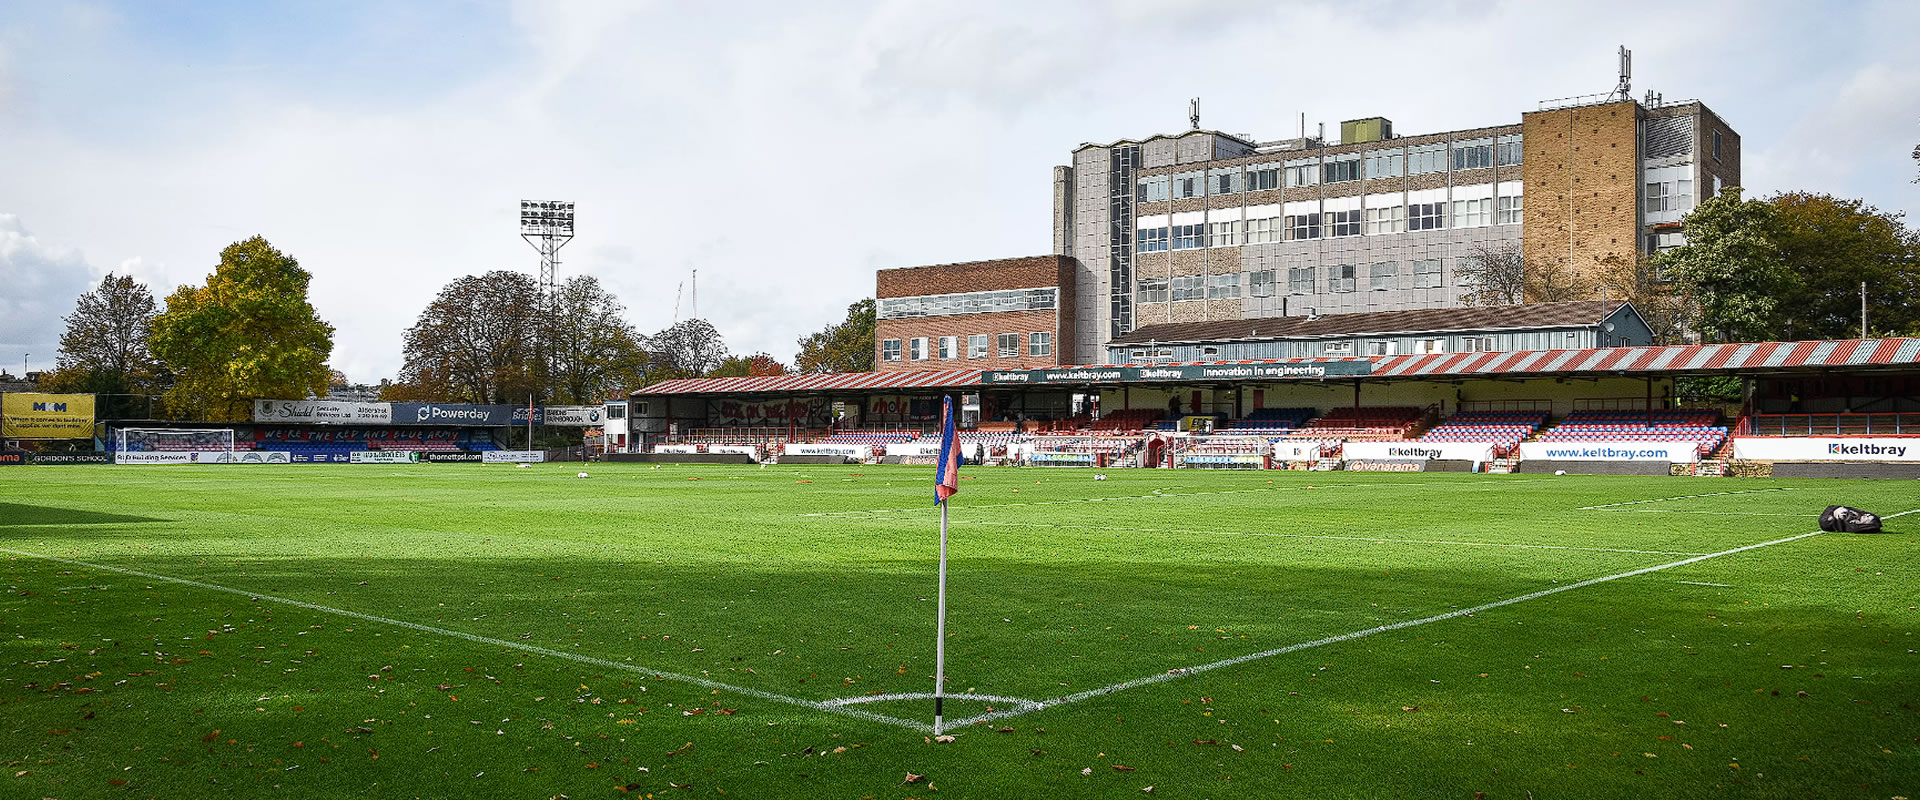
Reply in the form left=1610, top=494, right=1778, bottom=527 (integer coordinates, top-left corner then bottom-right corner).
left=630, top=339, right=1920, bottom=397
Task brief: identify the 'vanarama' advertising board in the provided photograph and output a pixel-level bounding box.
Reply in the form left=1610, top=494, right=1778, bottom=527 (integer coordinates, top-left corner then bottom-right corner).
left=1732, top=437, right=1920, bottom=462
left=1517, top=441, right=1700, bottom=463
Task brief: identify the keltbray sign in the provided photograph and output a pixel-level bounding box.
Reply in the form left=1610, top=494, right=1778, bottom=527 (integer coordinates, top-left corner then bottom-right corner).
left=1, top=393, right=95, bottom=438
left=1732, top=437, right=1920, bottom=462
left=253, top=399, right=392, bottom=425
left=979, top=361, right=1372, bottom=385
left=1517, top=441, right=1700, bottom=463
left=1344, top=441, right=1495, bottom=465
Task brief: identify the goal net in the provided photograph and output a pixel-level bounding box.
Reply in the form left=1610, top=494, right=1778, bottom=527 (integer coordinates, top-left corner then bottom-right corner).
left=116, top=428, right=237, bottom=463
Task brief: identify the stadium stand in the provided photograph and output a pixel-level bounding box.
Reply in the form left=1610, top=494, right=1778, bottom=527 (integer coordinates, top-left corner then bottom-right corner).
left=1418, top=410, right=1549, bottom=455
left=1295, top=406, right=1427, bottom=440
left=1534, top=410, right=1728, bottom=457
left=1219, top=407, right=1316, bottom=435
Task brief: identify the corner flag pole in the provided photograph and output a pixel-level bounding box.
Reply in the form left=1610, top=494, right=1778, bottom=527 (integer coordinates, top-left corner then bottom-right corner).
left=931, top=395, right=959, bottom=735
left=934, top=494, right=949, bottom=734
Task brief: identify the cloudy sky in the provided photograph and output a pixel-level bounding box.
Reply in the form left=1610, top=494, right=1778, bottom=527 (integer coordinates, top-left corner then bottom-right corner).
left=2, top=0, right=1916, bottom=382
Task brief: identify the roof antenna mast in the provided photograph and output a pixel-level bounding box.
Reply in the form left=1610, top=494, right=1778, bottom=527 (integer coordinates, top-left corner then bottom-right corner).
left=1611, top=45, right=1632, bottom=102
left=1189, top=97, right=1200, bottom=131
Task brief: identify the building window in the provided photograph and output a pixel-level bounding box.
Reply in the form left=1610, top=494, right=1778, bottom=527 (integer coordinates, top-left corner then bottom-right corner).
left=1285, top=212, right=1321, bottom=241
left=1364, top=150, right=1404, bottom=179
left=1461, top=336, right=1496, bottom=353
left=1495, top=136, right=1523, bottom=166
left=1137, top=177, right=1169, bottom=202
left=968, top=334, right=989, bottom=359
left=882, top=339, right=902, bottom=362
left=996, top=333, right=1020, bottom=358
left=910, top=337, right=929, bottom=360
left=1712, top=129, right=1722, bottom=161
left=1174, top=172, right=1202, bottom=199
left=1496, top=194, right=1524, bottom=225
left=1364, top=205, right=1405, bottom=235
left=1369, top=262, right=1399, bottom=291
left=1287, top=267, right=1315, bottom=294
left=1408, top=201, right=1444, bottom=230
left=1207, top=219, right=1240, bottom=247
left=1328, top=264, right=1357, bottom=293
left=1450, top=197, right=1491, bottom=228
left=1451, top=139, right=1494, bottom=171
left=1327, top=209, right=1362, bottom=238
left=1206, top=273, right=1241, bottom=300
left=879, top=287, right=1060, bottom=320
left=1366, top=340, right=1396, bottom=356
left=1247, top=168, right=1280, bottom=191
left=1323, top=341, right=1354, bottom=356
left=938, top=336, right=956, bottom=359
left=1646, top=230, right=1687, bottom=254
left=1244, top=216, right=1280, bottom=244
left=1028, top=332, right=1052, bottom=357
left=1172, top=223, right=1205, bottom=250
left=1323, top=155, right=1361, bottom=184
left=1138, top=226, right=1170, bottom=252
left=1137, top=278, right=1169, bottom=303
left=1170, top=275, right=1205, bottom=301
left=1643, top=166, right=1694, bottom=224
left=1414, top=338, right=1445, bottom=354
left=1283, top=158, right=1319, bottom=188
left=1213, top=171, right=1240, bottom=195
left=1408, top=143, right=1447, bottom=174
left=1249, top=269, right=1276, bottom=297
left=1413, top=258, right=1443, bottom=289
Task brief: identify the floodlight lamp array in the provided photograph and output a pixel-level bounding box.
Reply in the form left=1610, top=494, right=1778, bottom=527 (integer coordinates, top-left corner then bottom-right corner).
left=519, top=200, right=575, bottom=235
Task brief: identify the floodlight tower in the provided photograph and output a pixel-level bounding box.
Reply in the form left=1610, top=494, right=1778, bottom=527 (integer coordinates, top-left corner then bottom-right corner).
left=519, top=200, right=575, bottom=298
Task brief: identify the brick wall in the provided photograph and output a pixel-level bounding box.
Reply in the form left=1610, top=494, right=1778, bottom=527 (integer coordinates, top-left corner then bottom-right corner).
left=874, top=255, right=1077, bottom=372
left=1520, top=100, right=1641, bottom=296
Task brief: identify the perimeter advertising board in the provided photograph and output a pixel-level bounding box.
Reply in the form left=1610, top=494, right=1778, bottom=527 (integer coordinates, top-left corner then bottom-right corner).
left=117, top=451, right=292, bottom=464
left=349, top=451, right=419, bottom=464
left=1517, top=441, right=1700, bottom=463
left=252, top=399, right=392, bottom=425
left=782, top=443, right=869, bottom=458
left=28, top=452, right=112, bottom=464
left=0, top=451, right=24, bottom=465
left=1, top=393, right=95, bottom=439
left=1731, top=437, right=1920, bottom=462
left=391, top=403, right=515, bottom=427
left=482, top=450, right=546, bottom=463
left=535, top=406, right=605, bottom=426
left=1344, top=441, right=1496, bottom=465
left=979, top=361, right=1372, bottom=385
left=422, top=452, right=484, bottom=463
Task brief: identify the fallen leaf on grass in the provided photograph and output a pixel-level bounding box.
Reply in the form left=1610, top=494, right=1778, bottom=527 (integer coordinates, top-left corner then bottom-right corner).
left=1112, top=765, right=1136, bottom=771
left=902, top=772, right=925, bottom=784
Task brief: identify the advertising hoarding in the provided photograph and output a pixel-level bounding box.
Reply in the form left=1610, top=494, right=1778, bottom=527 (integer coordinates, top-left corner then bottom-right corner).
left=1516, top=441, right=1699, bottom=463
left=1, top=393, right=95, bottom=438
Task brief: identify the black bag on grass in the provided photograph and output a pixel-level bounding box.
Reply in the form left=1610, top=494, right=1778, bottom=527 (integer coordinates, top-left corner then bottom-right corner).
left=1819, top=505, right=1882, bottom=533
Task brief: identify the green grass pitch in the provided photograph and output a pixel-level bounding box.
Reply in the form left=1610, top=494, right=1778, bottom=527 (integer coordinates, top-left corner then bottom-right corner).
left=2, top=463, right=1916, bottom=798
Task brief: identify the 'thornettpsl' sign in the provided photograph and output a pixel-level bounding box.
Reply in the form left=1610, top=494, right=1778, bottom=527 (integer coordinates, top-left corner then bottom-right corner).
left=979, top=361, right=1372, bottom=385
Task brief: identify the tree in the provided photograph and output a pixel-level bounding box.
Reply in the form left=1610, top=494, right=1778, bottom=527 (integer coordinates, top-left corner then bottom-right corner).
left=396, top=271, right=542, bottom=404
left=546, top=275, right=650, bottom=403
left=1454, top=243, right=1587, bottom=306
left=1767, top=192, right=1920, bottom=339
left=794, top=298, right=876, bottom=373
left=1649, top=188, right=1794, bottom=343
left=53, top=273, right=164, bottom=394
left=649, top=318, right=729, bottom=380
left=149, top=237, right=335, bottom=421
left=1651, top=189, right=1920, bottom=342
left=1593, top=254, right=1693, bottom=345
left=746, top=353, right=788, bottom=376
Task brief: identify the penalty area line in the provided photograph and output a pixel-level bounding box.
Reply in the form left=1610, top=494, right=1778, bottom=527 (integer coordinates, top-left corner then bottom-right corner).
left=949, top=519, right=1708, bottom=557
left=802, top=478, right=1551, bottom=518
left=939, top=506, right=1920, bottom=731
left=0, top=547, right=936, bottom=734
left=1577, top=488, right=1791, bottom=511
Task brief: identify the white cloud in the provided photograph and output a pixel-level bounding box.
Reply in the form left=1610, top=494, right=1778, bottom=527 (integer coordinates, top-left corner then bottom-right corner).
left=0, top=214, right=94, bottom=368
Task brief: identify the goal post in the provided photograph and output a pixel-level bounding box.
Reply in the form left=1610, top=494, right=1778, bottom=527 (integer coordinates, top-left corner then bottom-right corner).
left=115, top=428, right=238, bottom=464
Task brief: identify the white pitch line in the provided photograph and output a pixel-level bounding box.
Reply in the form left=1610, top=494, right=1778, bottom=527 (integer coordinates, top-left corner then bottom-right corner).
left=802, top=479, right=1550, bottom=518
left=1577, top=488, right=1790, bottom=511
left=948, top=519, right=1708, bottom=557
left=0, top=547, right=935, bottom=734
left=1595, top=510, right=1810, bottom=517
left=937, top=507, right=1920, bottom=731
left=1676, top=581, right=1733, bottom=587
left=822, top=692, right=1040, bottom=711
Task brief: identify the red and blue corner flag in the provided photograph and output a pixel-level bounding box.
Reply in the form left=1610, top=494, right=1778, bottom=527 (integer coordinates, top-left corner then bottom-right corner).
left=934, top=396, right=959, bottom=504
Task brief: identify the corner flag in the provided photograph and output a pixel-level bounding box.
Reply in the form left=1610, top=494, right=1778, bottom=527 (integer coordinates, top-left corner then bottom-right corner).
left=934, top=396, right=959, bottom=504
